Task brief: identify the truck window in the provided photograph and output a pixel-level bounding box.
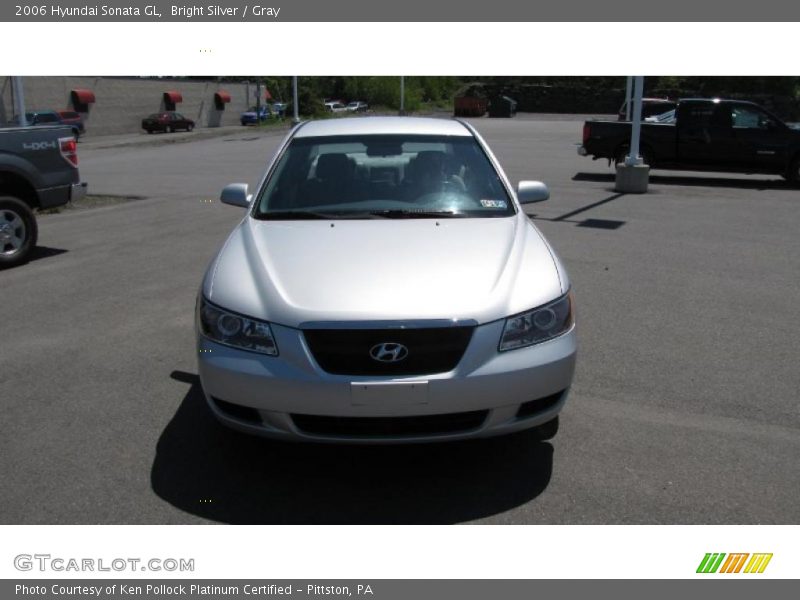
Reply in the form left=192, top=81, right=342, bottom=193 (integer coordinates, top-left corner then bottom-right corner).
left=682, top=105, right=715, bottom=128
left=732, top=106, right=773, bottom=130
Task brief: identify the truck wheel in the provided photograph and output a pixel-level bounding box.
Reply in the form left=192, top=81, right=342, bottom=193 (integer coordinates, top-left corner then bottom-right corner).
left=0, top=196, right=38, bottom=269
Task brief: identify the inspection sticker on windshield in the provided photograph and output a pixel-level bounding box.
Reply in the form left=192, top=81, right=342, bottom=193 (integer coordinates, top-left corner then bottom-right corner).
left=480, top=199, right=507, bottom=208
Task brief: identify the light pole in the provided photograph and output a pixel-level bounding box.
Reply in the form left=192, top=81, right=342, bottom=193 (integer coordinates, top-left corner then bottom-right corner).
left=614, top=75, right=649, bottom=193
left=626, top=76, right=645, bottom=166
left=624, top=76, right=633, bottom=121
left=399, top=76, right=405, bottom=116
left=12, top=76, right=27, bottom=127
left=292, top=76, right=299, bottom=125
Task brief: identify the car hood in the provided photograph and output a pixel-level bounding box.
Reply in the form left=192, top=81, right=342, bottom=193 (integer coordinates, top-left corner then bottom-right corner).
left=204, top=214, right=565, bottom=327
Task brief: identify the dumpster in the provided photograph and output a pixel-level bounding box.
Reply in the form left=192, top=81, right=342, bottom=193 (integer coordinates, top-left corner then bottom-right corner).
left=454, top=96, right=488, bottom=117
left=488, top=95, right=517, bottom=118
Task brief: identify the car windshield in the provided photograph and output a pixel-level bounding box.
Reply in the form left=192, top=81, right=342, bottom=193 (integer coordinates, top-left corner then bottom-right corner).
left=254, top=134, right=515, bottom=219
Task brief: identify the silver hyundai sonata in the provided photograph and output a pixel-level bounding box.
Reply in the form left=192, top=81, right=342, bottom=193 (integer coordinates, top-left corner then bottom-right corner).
left=196, top=117, right=576, bottom=443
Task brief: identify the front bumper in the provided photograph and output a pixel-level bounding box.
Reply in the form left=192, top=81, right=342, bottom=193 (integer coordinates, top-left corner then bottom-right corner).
left=197, top=320, right=577, bottom=444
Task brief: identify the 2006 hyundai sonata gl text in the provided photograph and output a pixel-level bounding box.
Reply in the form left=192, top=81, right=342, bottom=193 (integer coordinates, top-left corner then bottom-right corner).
left=196, top=117, right=576, bottom=443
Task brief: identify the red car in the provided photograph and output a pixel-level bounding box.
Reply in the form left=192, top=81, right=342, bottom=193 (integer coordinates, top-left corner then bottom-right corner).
left=141, top=111, right=195, bottom=134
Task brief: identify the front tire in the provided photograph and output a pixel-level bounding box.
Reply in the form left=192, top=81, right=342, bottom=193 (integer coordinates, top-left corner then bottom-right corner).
left=165, top=125, right=173, bottom=134
left=0, top=196, right=38, bottom=269
left=187, top=124, right=194, bottom=132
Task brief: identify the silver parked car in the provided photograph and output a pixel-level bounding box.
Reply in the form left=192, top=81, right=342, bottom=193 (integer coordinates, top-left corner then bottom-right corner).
left=197, top=117, right=576, bottom=443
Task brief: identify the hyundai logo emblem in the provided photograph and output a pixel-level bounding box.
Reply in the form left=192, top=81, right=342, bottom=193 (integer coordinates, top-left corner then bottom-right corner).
left=369, top=342, right=409, bottom=363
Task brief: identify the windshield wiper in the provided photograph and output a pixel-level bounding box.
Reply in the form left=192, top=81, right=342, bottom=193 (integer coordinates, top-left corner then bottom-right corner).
left=257, top=211, right=348, bottom=220
left=366, top=210, right=463, bottom=219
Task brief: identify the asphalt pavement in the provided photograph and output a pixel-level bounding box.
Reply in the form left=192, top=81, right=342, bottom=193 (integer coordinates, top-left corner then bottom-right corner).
left=1, top=116, right=798, bottom=524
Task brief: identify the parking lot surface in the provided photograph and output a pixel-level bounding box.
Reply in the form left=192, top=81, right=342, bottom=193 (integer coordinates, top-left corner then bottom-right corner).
left=1, top=116, right=798, bottom=524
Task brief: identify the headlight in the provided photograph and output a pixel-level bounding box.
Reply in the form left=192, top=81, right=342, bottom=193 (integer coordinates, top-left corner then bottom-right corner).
left=499, top=291, right=573, bottom=352
left=198, top=297, right=278, bottom=356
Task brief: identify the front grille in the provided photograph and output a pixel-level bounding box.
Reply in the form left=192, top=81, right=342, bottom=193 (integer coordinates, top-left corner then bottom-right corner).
left=516, top=390, right=565, bottom=420
left=303, top=326, right=474, bottom=376
left=211, top=396, right=262, bottom=425
left=291, top=410, right=488, bottom=438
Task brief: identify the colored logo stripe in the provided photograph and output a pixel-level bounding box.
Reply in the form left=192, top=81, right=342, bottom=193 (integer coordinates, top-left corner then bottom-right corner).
left=697, top=553, right=772, bottom=574
left=697, top=553, right=726, bottom=573
left=744, top=553, right=773, bottom=573
left=719, top=553, right=749, bottom=573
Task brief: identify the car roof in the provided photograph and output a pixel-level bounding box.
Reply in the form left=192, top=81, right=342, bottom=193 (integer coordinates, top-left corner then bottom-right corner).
left=294, top=117, right=472, bottom=138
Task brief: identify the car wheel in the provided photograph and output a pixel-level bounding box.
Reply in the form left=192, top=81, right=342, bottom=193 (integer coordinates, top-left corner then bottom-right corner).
left=165, top=125, right=173, bottom=134
left=0, top=196, right=38, bottom=269
left=187, top=124, right=194, bottom=132
left=530, top=416, right=559, bottom=441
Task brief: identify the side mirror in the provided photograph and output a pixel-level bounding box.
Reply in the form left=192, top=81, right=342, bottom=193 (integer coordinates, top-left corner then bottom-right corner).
left=220, top=183, right=252, bottom=208
left=516, top=181, right=550, bottom=204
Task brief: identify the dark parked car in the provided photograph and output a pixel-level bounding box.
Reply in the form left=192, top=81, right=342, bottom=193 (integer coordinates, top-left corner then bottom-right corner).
left=240, top=106, right=270, bottom=125
left=271, top=102, right=287, bottom=117
left=579, top=98, right=800, bottom=183
left=141, top=112, right=195, bottom=134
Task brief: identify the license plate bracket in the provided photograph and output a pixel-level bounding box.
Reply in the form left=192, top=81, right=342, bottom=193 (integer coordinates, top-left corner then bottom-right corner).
left=350, top=381, right=429, bottom=406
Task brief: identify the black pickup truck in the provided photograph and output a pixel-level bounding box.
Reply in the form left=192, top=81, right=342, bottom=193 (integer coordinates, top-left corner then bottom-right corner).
left=578, top=99, right=800, bottom=183
left=1, top=125, right=87, bottom=268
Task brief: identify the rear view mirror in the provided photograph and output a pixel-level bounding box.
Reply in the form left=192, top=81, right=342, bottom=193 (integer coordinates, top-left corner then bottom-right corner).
left=517, top=181, right=550, bottom=204
left=220, top=183, right=251, bottom=208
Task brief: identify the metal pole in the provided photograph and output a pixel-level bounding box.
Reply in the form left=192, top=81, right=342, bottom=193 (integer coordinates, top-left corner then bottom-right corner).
left=12, top=76, right=27, bottom=127
left=624, top=76, right=633, bottom=121
left=399, top=76, right=405, bottom=115
left=626, top=76, right=645, bottom=166
left=292, top=76, right=299, bottom=124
